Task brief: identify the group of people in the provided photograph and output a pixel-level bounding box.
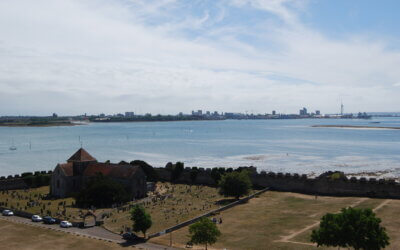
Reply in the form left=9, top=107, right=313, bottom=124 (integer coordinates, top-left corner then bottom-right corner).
left=212, top=217, right=223, bottom=224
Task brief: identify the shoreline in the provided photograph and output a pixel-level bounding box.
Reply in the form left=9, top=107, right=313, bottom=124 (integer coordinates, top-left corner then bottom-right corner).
left=0, top=122, right=82, bottom=127
left=312, top=125, right=400, bottom=130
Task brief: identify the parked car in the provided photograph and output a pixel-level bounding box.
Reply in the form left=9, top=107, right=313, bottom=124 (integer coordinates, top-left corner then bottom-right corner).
left=2, top=210, right=14, bottom=216
left=31, top=215, right=42, bottom=222
left=122, top=232, right=138, bottom=241
left=60, top=221, right=72, bottom=228
left=43, top=216, right=56, bottom=224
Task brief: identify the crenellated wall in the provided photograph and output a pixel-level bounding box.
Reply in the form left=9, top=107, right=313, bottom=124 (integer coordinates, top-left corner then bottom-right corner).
left=0, top=170, right=52, bottom=191
left=154, top=167, right=400, bottom=199
left=0, top=178, right=28, bottom=190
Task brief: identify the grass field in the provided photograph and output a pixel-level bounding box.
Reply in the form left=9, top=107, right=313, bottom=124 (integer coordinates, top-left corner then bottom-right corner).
left=0, top=219, right=125, bottom=250
left=3, top=185, right=399, bottom=249
left=150, top=191, right=397, bottom=250
left=104, top=182, right=227, bottom=236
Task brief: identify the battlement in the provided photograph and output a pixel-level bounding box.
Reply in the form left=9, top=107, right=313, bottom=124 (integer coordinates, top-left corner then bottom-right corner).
left=154, top=166, right=400, bottom=199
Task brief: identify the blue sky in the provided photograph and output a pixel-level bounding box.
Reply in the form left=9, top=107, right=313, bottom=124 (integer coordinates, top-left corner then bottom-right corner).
left=0, top=0, right=400, bottom=115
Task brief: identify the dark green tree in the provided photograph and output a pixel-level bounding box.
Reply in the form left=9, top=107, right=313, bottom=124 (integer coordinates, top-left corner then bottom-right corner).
left=171, top=162, right=184, bottom=182
left=210, top=168, right=221, bottom=184
left=130, top=160, right=159, bottom=182
left=130, top=205, right=152, bottom=238
left=190, top=167, right=199, bottom=183
left=311, top=207, right=389, bottom=249
left=218, top=171, right=252, bottom=199
left=189, top=217, right=221, bottom=250
left=74, top=174, right=130, bottom=208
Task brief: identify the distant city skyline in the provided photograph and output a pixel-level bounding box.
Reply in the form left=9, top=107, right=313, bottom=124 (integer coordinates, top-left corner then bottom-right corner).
left=1, top=0, right=400, bottom=115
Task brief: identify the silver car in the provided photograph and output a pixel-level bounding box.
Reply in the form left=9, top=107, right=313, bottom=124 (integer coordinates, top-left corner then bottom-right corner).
left=60, top=221, right=72, bottom=228
left=31, top=215, right=42, bottom=222
left=2, top=210, right=14, bottom=216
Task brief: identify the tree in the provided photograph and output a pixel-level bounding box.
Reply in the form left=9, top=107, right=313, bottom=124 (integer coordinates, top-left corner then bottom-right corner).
left=190, top=167, right=199, bottom=183
left=218, top=171, right=252, bottom=199
left=74, top=174, right=130, bottom=208
left=189, top=217, right=221, bottom=250
left=130, top=205, right=152, bottom=238
left=311, top=207, right=389, bottom=249
left=171, top=162, right=184, bottom=182
left=130, top=160, right=159, bottom=182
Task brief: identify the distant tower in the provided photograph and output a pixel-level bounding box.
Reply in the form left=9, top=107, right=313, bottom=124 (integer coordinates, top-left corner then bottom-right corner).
left=340, top=102, right=344, bottom=116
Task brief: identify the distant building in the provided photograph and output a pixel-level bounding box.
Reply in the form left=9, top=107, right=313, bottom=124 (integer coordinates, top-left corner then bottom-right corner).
left=299, top=107, right=308, bottom=116
left=50, top=148, right=147, bottom=199
left=272, top=110, right=276, bottom=115
left=206, top=111, right=210, bottom=115
left=99, top=113, right=105, bottom=118
left=213, top=111, right=219, bottom=116
left=191, top=110, right=203, bottom=116
left=125, top=112, right=134, bottom=117
left=52, top=113, right=58, bottom=118
left=315, top=110, right=321, bottom=115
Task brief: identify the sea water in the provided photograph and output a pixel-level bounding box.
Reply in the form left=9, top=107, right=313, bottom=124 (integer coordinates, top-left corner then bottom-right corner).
left=0, top=118, right=400, bottom=177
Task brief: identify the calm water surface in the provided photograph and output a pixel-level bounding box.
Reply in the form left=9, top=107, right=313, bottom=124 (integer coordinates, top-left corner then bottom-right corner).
left=0, top=118, right=400, bottom=177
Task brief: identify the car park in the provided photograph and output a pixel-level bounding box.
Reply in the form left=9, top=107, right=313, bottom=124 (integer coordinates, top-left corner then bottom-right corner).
left=2, top=210, right=14, bottom=216
left=31, top=215, right=42, bottom=222
left=43, top=216, right=56, bottom=224
left=60, top=221, right=72, bottom=228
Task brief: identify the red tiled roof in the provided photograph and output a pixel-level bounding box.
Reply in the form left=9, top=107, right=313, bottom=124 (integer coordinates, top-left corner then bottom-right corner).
left=67, top=148, right=97, bottom=163
left=83, top=163, right=140, bottom=179
left=59, top=163, right=73, bottom=176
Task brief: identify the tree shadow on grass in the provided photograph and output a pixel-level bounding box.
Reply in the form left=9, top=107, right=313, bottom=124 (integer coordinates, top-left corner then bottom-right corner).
left=214, top=198, right=237, bottom=206
left=118, top=237, right=146, bottom=247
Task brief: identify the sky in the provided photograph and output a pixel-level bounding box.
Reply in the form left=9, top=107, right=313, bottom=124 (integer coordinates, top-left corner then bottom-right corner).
left=1, top=0, right=400, bottom=116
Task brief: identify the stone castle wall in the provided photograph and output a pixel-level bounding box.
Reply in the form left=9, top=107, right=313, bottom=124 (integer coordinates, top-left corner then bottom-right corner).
left=0, top=178, right=28, bottom=191
left=154, top=167, right=400, bottom=199
left=0, top=170, right=52, bottom=191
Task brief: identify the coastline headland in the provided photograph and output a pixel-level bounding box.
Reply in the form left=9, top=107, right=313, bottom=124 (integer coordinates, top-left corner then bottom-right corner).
left=312, top=125, right=400, bottom=130
left=0, top=122, right=78, bottom=127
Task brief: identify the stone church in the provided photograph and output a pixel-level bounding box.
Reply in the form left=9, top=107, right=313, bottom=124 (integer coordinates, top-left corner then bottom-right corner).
left=50, top=148, right=147, bottom=199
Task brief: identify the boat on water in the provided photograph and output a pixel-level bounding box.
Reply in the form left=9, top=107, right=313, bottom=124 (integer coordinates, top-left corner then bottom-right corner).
left=9, top=139, right=17, bottom=150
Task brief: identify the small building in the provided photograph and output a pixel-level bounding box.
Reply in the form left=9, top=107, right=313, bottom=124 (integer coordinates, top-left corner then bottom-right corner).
left=50, top=148, right=147, bottom=199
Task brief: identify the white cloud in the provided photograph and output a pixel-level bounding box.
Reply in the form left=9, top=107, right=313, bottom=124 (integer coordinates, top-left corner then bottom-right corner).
left=0, top=0, right=399, bottom=115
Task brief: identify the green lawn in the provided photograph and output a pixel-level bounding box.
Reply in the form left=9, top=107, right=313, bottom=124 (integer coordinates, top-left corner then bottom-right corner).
left=151, top=192, right=394, bottom=250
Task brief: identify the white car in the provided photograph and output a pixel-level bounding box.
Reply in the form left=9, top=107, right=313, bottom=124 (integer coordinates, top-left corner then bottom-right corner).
left=60, top=221, right=73, bottom=228
left=31, top=215, right=42, bottom=222
left=2, top=210, right=14, bottom=216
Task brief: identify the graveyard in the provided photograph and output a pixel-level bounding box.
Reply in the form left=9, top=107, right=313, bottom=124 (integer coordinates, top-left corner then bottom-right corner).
left=0, top=186, right=90, bottom=221
left=103, top=182, right=229, bottom=235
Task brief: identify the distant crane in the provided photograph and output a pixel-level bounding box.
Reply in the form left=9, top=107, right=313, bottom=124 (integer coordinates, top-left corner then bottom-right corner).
left=340, top=102, right=344, bottom=116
